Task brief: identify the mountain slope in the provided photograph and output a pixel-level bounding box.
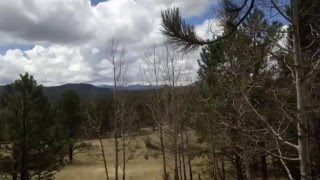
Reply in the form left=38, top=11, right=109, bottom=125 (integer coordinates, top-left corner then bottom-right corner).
left=0, top=83, right=113, bottom=103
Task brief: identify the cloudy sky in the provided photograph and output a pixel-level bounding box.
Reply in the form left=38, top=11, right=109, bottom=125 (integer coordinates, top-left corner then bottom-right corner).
left=0, top=0, right=219, bottom=86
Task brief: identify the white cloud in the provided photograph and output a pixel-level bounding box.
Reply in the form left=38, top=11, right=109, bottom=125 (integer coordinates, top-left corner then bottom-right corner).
left=0, top=0, right=219, bottom=85
left=91, top=48, right=100, bottom=54
left=0, top=0, right=93, bottom=44
left=195, top=19, right=223, bottom=40
left=0, top=45, right=98, bottom=86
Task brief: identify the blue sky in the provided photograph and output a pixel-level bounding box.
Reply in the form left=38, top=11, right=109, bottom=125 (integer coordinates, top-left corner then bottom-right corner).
left=90, top=0, right=106, bottom=6
left=0, top=44, right=35, bottom=55
left=90, top=0, right=212, bottom=25
left=185, top=3, right=217, bottom=25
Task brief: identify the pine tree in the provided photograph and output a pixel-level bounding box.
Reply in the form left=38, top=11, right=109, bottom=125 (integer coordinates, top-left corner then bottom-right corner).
left=57, top=89, right=83, bottom=164
left=195, top=8, right=289, bottom=179
left=0, top=73, right=66, bottom=179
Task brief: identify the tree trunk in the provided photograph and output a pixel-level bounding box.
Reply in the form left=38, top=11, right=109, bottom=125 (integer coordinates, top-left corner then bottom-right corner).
left=68, top=143, right=73, bottom=164
left=291, top=0, right=311, bottom=179
left=114, top=112, right=119, bottom=180
left=198, top=173, right=202, bottom=180
left=260, top=154, right=268, bottom=180
left=12, top=173, right=18, bottom=180
left=159, top=124, right=168, bottom=180
left=20, top=146, right=27, bottom=179
left=221, top=154, right=226, bottom=180
left=20, top=104, right=28, bottom=180
left=272, top=157, right=279, bottom=180
left=185, top=133, right=193, bottom=180
left=113, top=46, right=119, bottom=180
left=114, top=124, right=119, bottom=180
left=12, top=161, right=17, bottom=180
left=179, top=151, right=182, bottom=180
left=37, top=171, right=41, bottom=180
left=170, top=49, right=179, bottom=180
left=122, top=131, right=126, bottom=180
left=173, top=112, right=179, bottom=180
left=235, top=150, right=244, bottom=180
left=174, top=137, right=179, bottom=180
left=12, top=173, right=17, bottom=180
left=244, top=154, right=252, bottom=180
left=182, top=148, right=187, bottom=180
left=188, top=155, right=193, bottom=180
left=99, top=137, right=109, bottom=180
left=214, top=156, right=220, bottom=180
left=211, top=143, right=217, bottom=180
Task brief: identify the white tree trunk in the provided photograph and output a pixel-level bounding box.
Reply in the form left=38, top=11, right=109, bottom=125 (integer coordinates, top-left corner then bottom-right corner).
left=291, top=0, right=311, bottom=179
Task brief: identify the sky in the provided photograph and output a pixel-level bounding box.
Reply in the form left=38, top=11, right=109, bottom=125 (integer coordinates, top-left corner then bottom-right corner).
left=0, top=0, right=221, bottom=86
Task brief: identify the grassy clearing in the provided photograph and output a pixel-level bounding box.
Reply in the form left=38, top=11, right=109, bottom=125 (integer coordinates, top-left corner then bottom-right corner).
left=55, top=130, right=174, bottom=180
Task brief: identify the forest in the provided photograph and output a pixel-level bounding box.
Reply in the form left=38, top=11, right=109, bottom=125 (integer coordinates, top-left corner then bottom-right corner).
left=0, top=0, right=320, bottom=179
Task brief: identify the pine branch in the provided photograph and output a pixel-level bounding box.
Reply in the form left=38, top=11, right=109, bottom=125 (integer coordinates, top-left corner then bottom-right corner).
left=161, top=0, right=255, bottom=52
left=161, top=8, right=203, bottom=52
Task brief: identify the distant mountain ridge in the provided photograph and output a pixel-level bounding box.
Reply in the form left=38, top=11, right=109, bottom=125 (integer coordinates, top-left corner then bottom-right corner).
left=0, top=83, right=158, bottom=102
left=43, top=83, right=114, bottom=102
left=98, top=84, right=160, bottom=91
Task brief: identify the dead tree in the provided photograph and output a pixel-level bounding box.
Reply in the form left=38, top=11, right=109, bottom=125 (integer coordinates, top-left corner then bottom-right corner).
left=106, top=40, right=126, bottom=180
left=87, top=101, right=110, bottom=180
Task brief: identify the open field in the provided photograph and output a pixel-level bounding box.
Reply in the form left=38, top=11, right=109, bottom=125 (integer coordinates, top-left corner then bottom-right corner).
left=55, top=130, right=200, bottom=180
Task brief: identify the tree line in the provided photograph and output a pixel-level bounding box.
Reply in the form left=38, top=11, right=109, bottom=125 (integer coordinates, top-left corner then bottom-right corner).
left=0, top=73, right=153, bottom=180
left=0, top=0, right=320, bottom=179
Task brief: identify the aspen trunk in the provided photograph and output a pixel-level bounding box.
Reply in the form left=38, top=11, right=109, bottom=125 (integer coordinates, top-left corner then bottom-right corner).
left=122, top=129, right=126, bottom=180
left=185, top=132, right=193, bottom=180
left=179, top=151, right=182, bottom=180
left=211, top=143, right=217, bottom=180
left=181, top=136, right=187, bottom=180
left=174, top=132, right=179, bottom=180
left=291, top=0, right=311, bottom=179
left=114, top=116, right=119, bottom=180
left=114, top=83, right=119, bottom=180
left=99, top=137, right=109, bottom=180
left=173, top=133, right=179, bottom=180
left=159, top=124, right=168, bottom=180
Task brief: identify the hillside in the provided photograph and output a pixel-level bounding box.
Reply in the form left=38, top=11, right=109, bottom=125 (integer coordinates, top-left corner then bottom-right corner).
left=0, top=83, right=160, bottom=103
left=0, top=83, right=113, bottom=103
left=43, top=83, right=113, bottom=102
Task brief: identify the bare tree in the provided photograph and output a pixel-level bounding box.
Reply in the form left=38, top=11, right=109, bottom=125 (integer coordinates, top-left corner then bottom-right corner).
left=142, top=43, right=195, bottom=180
left=106, top=39, right=126, bottom=180
left=87, top=100, right=110, bottom=180
left=142, top=43, right=170, bottom=179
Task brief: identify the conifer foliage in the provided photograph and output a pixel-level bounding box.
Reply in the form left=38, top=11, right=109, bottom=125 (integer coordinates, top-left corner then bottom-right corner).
left=0, top=73, right=66, bottom=179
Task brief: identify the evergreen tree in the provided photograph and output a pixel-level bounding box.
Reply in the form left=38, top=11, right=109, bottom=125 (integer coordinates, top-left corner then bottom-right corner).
left=0, top=73, right=66, bottom=180
left=58, top=89, right=83, bottom=163
left=161, top=1, right=319, bottom=177
left=196, top=8, right=290, bottom=179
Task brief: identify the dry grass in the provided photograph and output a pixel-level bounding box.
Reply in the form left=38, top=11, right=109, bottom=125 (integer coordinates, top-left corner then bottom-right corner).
left=55, top=130, right=174, bottom=180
